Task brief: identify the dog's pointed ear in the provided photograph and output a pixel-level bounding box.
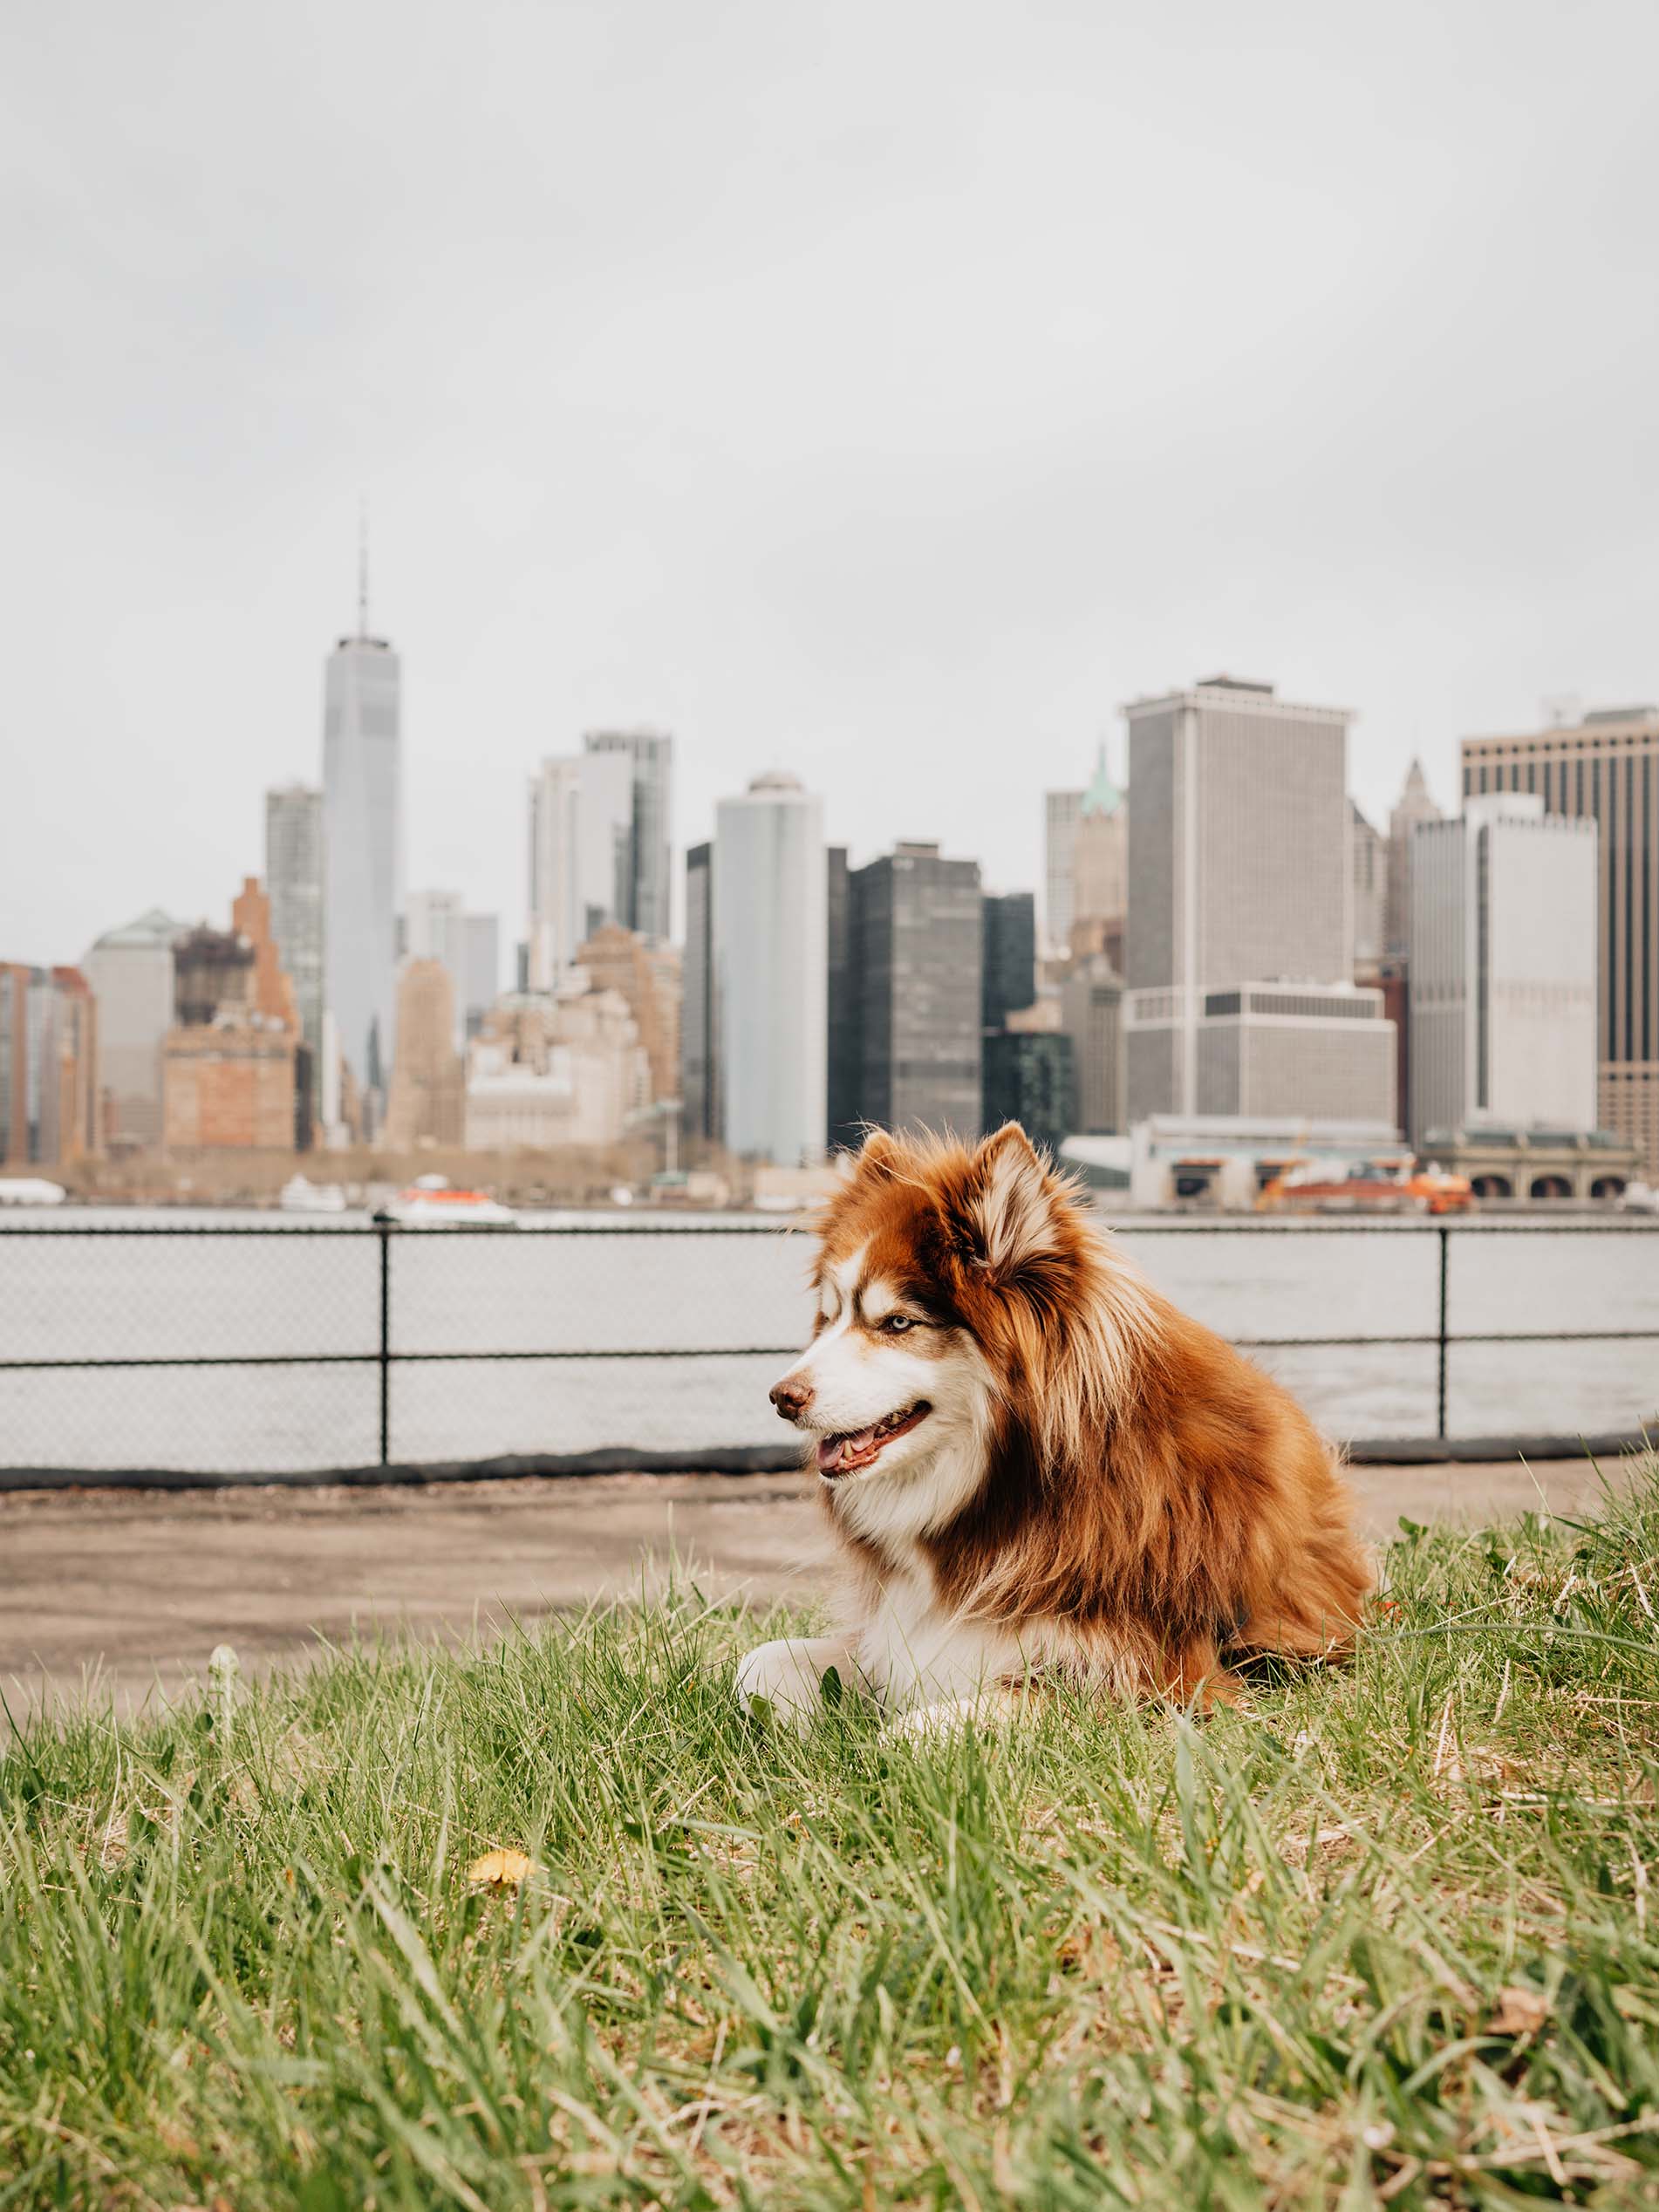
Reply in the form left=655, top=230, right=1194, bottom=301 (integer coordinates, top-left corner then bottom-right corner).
left=853, top=1126, right=904, bottom=1181
left=959, top=1123, right=1062, bottom=1282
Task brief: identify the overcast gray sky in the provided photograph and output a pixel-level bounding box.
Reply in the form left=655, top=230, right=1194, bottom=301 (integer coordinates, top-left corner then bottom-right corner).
left=3, top=0, right=1656, bottom=969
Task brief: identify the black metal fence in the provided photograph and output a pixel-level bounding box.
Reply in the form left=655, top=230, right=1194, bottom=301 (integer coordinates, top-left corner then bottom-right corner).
left=0, top=1216, right=1656, bottom=1486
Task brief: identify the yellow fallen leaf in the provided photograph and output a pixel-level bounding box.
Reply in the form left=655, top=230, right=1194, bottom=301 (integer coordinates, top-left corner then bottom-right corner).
left=1489, top=1985, right=1549, bottom=2037
left=468, top=1848, right=532, bottom=1888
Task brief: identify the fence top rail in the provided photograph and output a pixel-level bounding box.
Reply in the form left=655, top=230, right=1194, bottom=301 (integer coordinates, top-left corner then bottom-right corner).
left=1, top=1215, right=1658, bottom=1239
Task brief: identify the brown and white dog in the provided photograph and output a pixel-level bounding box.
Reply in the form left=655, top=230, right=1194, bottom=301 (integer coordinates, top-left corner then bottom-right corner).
left=737, top=1123, right=1371, bottom=1731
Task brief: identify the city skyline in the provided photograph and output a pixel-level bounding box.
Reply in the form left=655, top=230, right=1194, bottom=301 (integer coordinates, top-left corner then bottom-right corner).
left=6, top=0, right=1659, bottom=967
left=10, top=543, right=1652, bottom=971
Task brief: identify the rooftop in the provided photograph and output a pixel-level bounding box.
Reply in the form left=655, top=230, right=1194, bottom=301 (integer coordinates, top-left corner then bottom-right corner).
left=91, top=908, right=188, bottom=951
left=1123, top=678, right=1353, bottom=724
left=1081, top=740, right=1123, bottom=817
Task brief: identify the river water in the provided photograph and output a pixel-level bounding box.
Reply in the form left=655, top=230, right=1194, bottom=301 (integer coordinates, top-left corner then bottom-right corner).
left=1, top=1209, right=1656, bottom=1473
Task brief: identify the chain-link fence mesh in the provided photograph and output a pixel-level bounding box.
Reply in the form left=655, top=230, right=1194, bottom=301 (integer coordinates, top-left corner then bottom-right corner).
left=1, top=1219, right=1656, bottom=1477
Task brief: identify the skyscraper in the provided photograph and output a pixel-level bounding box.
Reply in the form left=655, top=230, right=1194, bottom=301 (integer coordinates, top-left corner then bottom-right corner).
left=322, top=567, right=401, bottom=1121
left=1123, top=677, right=1396, bottom=1125
left=982, top=1027, right=1074, bottom=1156
left=981, top=892, right=1037, bottom=1031
left=0, top=966, right=100, bottom=1169
left=0, top=965, right=30, bottom=1163
left=1069, top=742, right=1129, bottom=966
left=1461, top=704, right=1659, bottom=1172
left=713, top=774, right=826, bottom=1165
left=462, top=913, right=499, bottom=1038
left=1349, top=799, right=1387, bottom=980
left=527, top=750, right=632, bottom=987
left=584, top=729, right=673, bottom=941
left=1409, top=792, right=1597, bottom=1144
left=835, top=843, right=984, bottom=1143
left=1061, top=957, right=1125, bottom=1133
left=681, top=842, right=717, bottom=1144
left=1385, top=758, right=1443, bottom=960
left=264, top=785, right=324, bottom=1130
left=1043, top=787, right=1083, bottom=957
left=406, top=889, right=470, bottom=1049
left=825, top=845, right=858, bottom=1149
left=81, top=909, right=185, bottom=1149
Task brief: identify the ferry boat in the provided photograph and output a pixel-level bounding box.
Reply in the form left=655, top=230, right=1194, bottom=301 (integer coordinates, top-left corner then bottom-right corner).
left=278, top=1174, right=349, bottom=1215
left=1256, top=1158, right=1473, bottom=1216
left=0, top=1177, right=66, bottom=1207
left=378, top=1177, right=517, bottom=1228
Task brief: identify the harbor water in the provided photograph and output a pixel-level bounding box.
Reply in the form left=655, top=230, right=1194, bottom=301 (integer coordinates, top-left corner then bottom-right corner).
left=0, top=1210, right=1655, bottom=1473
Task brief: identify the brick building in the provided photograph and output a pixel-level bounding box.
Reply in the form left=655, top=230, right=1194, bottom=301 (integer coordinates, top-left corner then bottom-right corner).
left=162, top=878, right=305, bottom=1153
left=0, top=962, right=101, bottom=1169
left=575, top=923, right=681, bottom=1102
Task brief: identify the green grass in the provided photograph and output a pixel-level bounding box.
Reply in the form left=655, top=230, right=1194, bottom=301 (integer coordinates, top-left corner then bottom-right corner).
left=4, top=1465, right=1659, bottom=2209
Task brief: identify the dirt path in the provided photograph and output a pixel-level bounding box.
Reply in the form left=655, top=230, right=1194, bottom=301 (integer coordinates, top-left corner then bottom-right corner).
left=1, top=1455, right=1642, bottom=1713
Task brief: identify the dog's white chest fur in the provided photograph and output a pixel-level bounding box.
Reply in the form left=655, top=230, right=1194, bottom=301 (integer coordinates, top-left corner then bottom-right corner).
left=851, top=1566, right=1020, bottom=1708
left=734, top=1550, right=1021, bottom=1729
left=734, top=1440, right=1023, bottom=1726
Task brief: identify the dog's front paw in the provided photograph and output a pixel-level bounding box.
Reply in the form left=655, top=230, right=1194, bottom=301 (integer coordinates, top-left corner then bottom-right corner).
left=883, top=1691, right=1014, bottom=1744
left=735, top=1635, right=853, bottom=1725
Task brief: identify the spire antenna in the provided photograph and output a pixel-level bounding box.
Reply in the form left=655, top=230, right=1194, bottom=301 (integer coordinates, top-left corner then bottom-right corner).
left=357, top=497, right=369, bottom=638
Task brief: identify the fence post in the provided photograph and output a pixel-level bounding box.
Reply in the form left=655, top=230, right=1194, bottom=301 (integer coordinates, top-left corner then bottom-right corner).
left=1436, top=1223, right=1450, bottom=1442
left=378, top=1222, right=392, bottom=1466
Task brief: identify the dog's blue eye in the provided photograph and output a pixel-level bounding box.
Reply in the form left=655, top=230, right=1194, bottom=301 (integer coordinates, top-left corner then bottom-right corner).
left=882, top=1315, right=915, bottom=1335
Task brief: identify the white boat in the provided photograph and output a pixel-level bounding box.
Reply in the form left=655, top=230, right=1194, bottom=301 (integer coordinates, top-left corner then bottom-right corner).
left=0, top=1178, right=66, bottom=1207
left=279, top=1174, right=349, bottom=1215
left=380, top=1185, right=517, bottom=1227
left=1620, top=1179, right=1659, bottom=1216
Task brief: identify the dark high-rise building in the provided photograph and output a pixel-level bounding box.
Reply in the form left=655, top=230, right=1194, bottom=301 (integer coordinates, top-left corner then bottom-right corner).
left=834, top=843, right=983, bottom=1141
left=826, top=846, right=861, bottom=1149
left=982, top=1029, right=1075, bottom=1158
left=981, top=892, right=1036, bottom=1032
left=681, top=842, right=716, bottom=1143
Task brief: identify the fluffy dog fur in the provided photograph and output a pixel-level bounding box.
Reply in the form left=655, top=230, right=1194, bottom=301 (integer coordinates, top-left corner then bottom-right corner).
left=737, top=1123, right=1371, bottom=1729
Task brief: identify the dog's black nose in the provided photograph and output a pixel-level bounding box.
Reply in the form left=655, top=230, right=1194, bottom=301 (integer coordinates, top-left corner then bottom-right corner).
left=769, top=1376, right=813, bottom=1421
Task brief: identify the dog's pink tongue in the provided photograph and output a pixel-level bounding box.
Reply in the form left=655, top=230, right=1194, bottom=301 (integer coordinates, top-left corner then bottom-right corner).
left=819, top=1427, right=876, bottom=1472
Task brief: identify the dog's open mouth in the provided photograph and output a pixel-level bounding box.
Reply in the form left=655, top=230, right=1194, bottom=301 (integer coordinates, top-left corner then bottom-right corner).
left=816, top=1401, right=932, bottom=1477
